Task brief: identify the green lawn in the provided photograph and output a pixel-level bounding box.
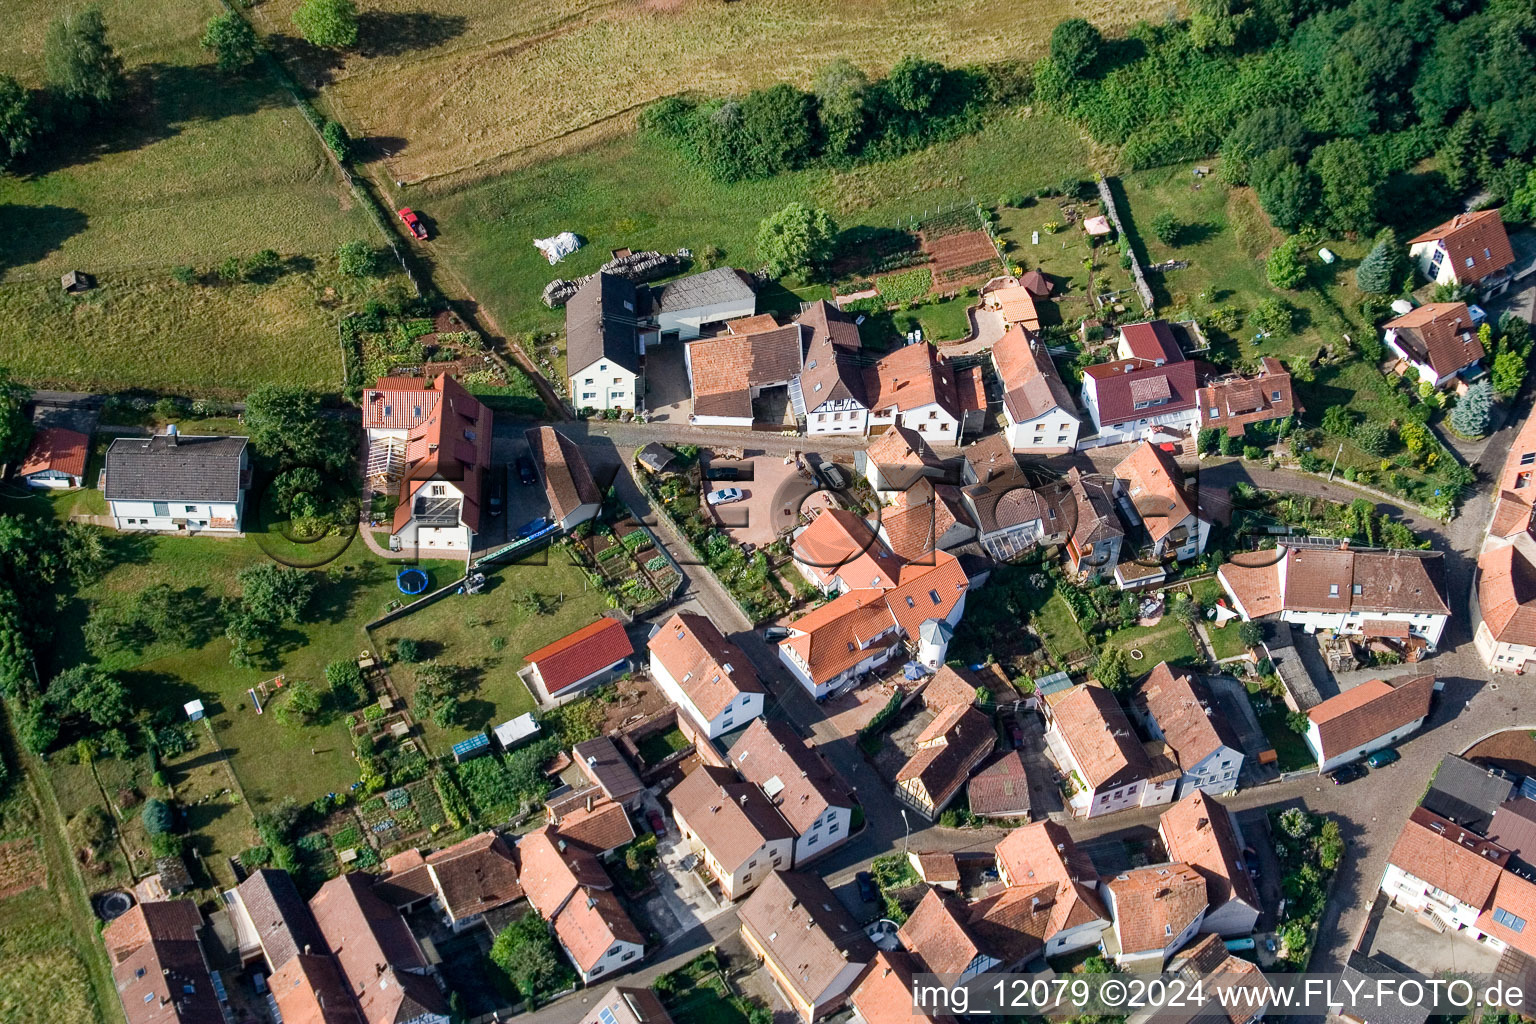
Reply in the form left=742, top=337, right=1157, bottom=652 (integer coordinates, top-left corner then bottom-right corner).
left=1, top=0, right=396, bottom=394
left=995, top=198, right=1136, bottom=327
left=913, top=294, right=974, bottom=342
left=1255, top=701, right=1317, bottom=773
left=1190, top=577, right=1253, bottom=661
left=1035, top=591, right=1089, bottom=660
left=425, top=110, right=1093, bottom=344
left=51, top=533, right=459, bottom=814
left=0, top=730, right=118, bottom=1024
left=370, top=545, right=610, bottom=751
left=1102, top=617, right=1200, bottom=673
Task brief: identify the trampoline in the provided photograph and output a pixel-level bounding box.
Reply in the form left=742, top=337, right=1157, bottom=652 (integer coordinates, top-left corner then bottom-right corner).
left=396, top=568, right=429, bottom=595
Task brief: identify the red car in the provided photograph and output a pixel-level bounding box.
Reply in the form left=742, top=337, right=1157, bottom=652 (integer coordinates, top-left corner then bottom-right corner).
left=396, top=207, right=427, bottom=240
left=648, top=810, right=667, bottom=835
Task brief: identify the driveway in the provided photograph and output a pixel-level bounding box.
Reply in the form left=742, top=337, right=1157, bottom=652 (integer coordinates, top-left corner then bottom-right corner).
left=643, top=338, right=692, bottom=424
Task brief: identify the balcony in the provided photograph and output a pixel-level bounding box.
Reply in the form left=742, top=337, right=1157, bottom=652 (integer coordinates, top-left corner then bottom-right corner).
left=412, top=495, right=462, bottom=527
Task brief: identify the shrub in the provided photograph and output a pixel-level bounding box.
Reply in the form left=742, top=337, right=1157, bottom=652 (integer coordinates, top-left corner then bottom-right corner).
left=1150, top=212, right=1181, bottom=246
left=171, top=265, right=197, bottom=285
left=336, top=240, right=377, bottom=277
left=1265, top=236, right=1307, bottom=290
left=1353, top=422, right=1391, bottom=455
left=1251, top=297, right=1294, bottom=336
left=141, top=798, right=174, bottom=835
left=395, top=638, right=420, bottom=663
left=322, top=120, right=350, bottom=163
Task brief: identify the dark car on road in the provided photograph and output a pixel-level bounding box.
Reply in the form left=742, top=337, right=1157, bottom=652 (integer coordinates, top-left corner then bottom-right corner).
left=648, top=810, right=667, bottom=835
left=488, top=469, right=506, bottom=517
left=516, top=455, right=537, bottom=486
left=763, top=626, right=792, bottom=641
left=706, top=465, right=742, bottom=481
left=856, top=871, right=878, bottom=903
left=1329, top=763, right=1367, bottom=785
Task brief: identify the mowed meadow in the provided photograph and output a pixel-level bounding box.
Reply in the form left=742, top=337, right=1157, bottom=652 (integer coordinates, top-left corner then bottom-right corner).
left=0, top=0, right=392, bottom=393
left=250, top=0, right=1164, bottom=184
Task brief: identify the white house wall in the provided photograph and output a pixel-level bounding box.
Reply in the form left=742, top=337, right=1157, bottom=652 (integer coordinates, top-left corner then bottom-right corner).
left=1308, top=716, right=1427, bottom=773
left=659, top=300, right=757, bottom=340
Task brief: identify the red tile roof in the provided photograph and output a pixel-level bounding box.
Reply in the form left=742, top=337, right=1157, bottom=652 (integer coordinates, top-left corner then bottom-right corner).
left=363, top=379, right=440, bottom=431
left=270, top=953, right=364, bottom=1024
left=990, top=285, right=1041, bottom=330
left=1307, top=675, right=1435, bottom=759
left=308, top=874, right=446, bottom=1024
left=648, top=612, right=762, bottom=721
left=864, top=343, right=962, bottom=419
left=1138, top=663, right=1241, bottom=771
left=517, top=826, right=613, bottom=918
left=1119, top=321, right=1185, bottom=365
left=967, top=751, right=1033, bottom=818
left=579, top=987, right=676, bottom=1024
left=994, top=821, right=1107, bottom=937
left=392, top=374, right=492, bottom=535
left=1409, top=209, right=1515, bottom=285
left=1384, top=302, right=1485, bottom=378
left=1082, top=358, right=1199, bottom=427
left=791, top=507, right=902, bottom=591
left=1479, top=871, right=1536, bottom=957
left=1478, top=544, right=1536, bottom=648
left=19, top=427, right=89, bottom=479
left=687, top=324, right=805, bottom=417
left=738, top=872, right=874, bottom=1009
left=1050, top=684, right=1152, bottom=791
left=1106, top=864, right=1207, bottom=956
left=1114, top=443, right=1195, bottom=543
left=795, top=301, right=867, bottom=410
left=1159, top=792, right=1259, bottom=912
left=1217, top=552, right=1284, bottom=618
left=525, top=425, right=601, bottom=524
left=897, top=706, right=996, bottom=810
left=424, top=831, right=524, bottom=920
left=992, top=325, right=1077, bottom=426
left=1389, top=806, right=1509, bottom=909
left=668, top=764, right=795, bottom=874
left=104, top=901, right=222, bottom=1024
left=547, top=788, right=636, bottom=855
left=1196, top=358, right=1297, bottom=437
left=553, top=886, right=644, bottom=974
left=851, top=950, right=959, bottom=1024
left=525, top=617, right=633, bottom=694
left=899, top=889, right=986, bottom=974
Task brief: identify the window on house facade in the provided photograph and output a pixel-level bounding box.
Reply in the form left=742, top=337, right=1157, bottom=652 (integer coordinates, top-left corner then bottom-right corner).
left=1329, top=584, right=1339, bottom=596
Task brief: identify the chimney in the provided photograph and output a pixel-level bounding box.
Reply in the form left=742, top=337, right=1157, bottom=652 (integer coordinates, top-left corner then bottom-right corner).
left=304, top=944, right=312, bottom=955
left=166, top=424, right=178, bottom=445
left=586, top=794, right=593, bottom=812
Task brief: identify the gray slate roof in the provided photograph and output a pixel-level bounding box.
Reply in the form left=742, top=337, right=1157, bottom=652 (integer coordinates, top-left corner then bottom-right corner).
left=1422, top=754, right=1516, bottom=833
left=656, top=267, right=756, bottom=313
left=104, top=434, right=248, bottom=503
left=566, top=272, right=641, bottom=376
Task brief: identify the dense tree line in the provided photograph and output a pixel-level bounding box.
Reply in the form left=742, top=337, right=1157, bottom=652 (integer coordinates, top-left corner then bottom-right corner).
left=638, top=56, right=1031, bottom=183
left=1039, top=0, right=1536, bottom=236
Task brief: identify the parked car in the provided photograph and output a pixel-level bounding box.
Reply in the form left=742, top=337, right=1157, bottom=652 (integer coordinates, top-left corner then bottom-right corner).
left=1366, top=748, right=1401, bottom=769
left=488, top=471, right=506, bottom=517
left=1329, top=763, right=1367, bottom=785
left=705, top=465, right=742, bottom=481
left=516, top=455, right=537, bottom=486
left=396, top=207, right=427, bottom=240
left=856, top=871, right=878, bottom=903
left=1008, top=721, right=1024, bottom=749
left=762, top=626, right=792, bottom=641
left=815, top=460, right=847, bottom=490
left=706, top=488, right=744, bottom=506
left=648, top=810, right=667, bottom=835
left=515, top=516, right=549, bottom=539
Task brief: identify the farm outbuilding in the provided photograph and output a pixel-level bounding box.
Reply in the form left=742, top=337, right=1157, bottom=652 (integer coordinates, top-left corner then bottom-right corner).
left=61, top=270, right=95, bottom=293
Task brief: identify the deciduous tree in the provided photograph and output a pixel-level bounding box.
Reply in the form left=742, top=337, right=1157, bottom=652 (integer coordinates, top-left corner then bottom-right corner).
left=813, top=59, right=868, bottom=161
left=756, top=202, right=837, bottom=279
left=1311, top=137, right=1380, bottom=236
left=0, top=76, right=40, bottom=170
left=201, top=13, right=259, bottom=72
left=44, top=7, right=124, bottom=110
left=293, top=0, right=358, bottom=49
left=1050, top=18, right=1103, bottom=78
left=1265, top=235, right=1307, bottom=289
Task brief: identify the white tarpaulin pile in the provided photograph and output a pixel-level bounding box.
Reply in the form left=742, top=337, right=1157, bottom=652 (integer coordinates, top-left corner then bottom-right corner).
left=534, top=232, right=582, bottom=264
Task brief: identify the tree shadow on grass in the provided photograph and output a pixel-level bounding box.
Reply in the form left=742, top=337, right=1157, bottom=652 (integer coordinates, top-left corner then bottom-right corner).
left=355, top=11, right=469, bottom=58
left=1170, top=221, right=1219, bottom=247
left=0, top=204, right=88, bottom=273
left=20, top=63, right=288, bottom=178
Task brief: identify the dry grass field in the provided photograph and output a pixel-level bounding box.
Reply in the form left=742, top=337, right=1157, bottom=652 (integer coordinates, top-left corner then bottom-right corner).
left=249, top=0, right=1168, bottom=184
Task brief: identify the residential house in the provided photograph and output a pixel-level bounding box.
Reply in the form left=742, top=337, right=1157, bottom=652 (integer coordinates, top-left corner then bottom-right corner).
left=544, top=787, right=636, bottom=857
left=864, top=342, right=965, bottom=444
left=728, top=719, right=852, bottom=865
left=737, top=871, right=874, bottom=1023
left=1043, top=683, right=1178, bottom=817
left=1488, top=798, right=1536, bottom=872
left=369, top=832, right=523, bottom=930
left=1479, top=870, right=1536, bottom=958
left=17, top=427, right=88, bottom=488
left=1151, top=934, right=1271, bottom=1024
left=226, top=867, right=324, bottom=971
left=1078, top=350, right=1200, bottom=448
left=573, top=736, right=645, bottom=810
left=962, top=431, right=1022, bottom=486
left=579, top=987, right=675, bottom=1024
left=1197, top=358, right=1297, bottom=438
left=796, top=301, right=870, bottom=436
left=525, top=425, right=601, bottom=531
left=386, top=374, right=492, bottom=551
left=566, top=273, right=647, bottom=412
left=991, top=325, right=1082, bottom=452
left=1217, top=546, right=1451, bottom=653
left=1116, top=320, right=1190, bottom=365
left=1113, top=443, right=1209, bottom=570
left=1061, top=469, right=1126, bottom=576
left=993, top=821, right=1111, bottom=956
left=1158, top=792, right=1260, bottom=938
left=859, top=422, right=944, bottom=494
left=521, top=618, right=634, bottom=704
left=776, top=549, right=969, bottom=695
left=670, top=764, right=796, bottom=899
left=517, top=826, right=645, bottom=984
left=1383, top=302, right=1486, bottom=389
left=957, top=364, right=988, bottom=437
left=1136, top=663, right=1243, bottom=797
left=876, top=477, right=977, bottom=563
left=308, top=873, right=449, bottom=1024
left=1379, top=806, right=1511, bottom=937
left=654, top=267, right=757, bottom=341
left=1304, top=675, right=1437, bottom=773
left=987, top=283, right=1041, bottom=331
left=849, top=950, right=958, bottom=1024
left=789, top=507, right=902, bottom=595
left=1475, top=542, right=1536, bottom=674
left=967, top=751, right=1034, bottom=820
left=961, top=465, right=1067, bottom=563
left=685, top=318, right=806, bottom=427
left=270, top=953, right=364, bottom=1024
left=102, top=901, right=223, bottom=1024
left=1408, top=209, right=1516, bottom=296
left=894, top=704, right=996, bottom=819
left=1100, top=864, right=1208, bottom=968
left=648, top=612, right=764, bottom=738
left=104, top=430, right=249, bottom=533
left=898, top=888, right=1005, bottom=978
left=1422, top=754, right=1516, bottom=833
